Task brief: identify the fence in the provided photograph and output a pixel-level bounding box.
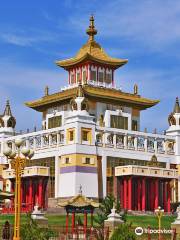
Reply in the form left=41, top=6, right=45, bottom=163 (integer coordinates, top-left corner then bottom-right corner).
left=48, top=225, right=109, bottom=240
left=0, top=223, right=177, bottom=240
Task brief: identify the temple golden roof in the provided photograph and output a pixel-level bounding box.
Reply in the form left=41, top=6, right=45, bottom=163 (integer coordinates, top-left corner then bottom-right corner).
left=25, top=85, right=159, bottom=112
left=58, top=194, right=99, bottom=208
left=56, top=16, right=128, bottom=69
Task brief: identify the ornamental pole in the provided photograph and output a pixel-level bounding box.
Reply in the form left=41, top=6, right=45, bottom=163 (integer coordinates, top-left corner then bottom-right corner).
left=3, top=139, right=34, bottom=240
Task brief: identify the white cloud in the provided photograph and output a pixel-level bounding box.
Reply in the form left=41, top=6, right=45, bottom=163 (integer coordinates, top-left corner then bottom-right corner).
left=69, top=0, right=180, bottom=51
left=0, top=61, right=67, bottom=130
left=0, top=29, right=61, bottom=47
left=115, top=66, right=180, bottom=132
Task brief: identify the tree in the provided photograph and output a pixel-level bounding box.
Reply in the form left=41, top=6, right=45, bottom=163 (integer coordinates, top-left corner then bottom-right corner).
left=110, top=224, right=136, bottom=240
left=95, top=195, right=125, bottom=226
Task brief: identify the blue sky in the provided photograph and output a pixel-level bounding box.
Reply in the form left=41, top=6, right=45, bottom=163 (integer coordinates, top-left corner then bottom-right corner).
left=0, top=0, right=179, bottom=133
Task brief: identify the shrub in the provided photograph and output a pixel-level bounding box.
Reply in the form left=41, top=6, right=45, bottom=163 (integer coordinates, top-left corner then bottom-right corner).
left=95, top=195, right=123, bottom=226
left=110, top=224, right=136, bottom=240
left=20, top=214, right=57, bottom=240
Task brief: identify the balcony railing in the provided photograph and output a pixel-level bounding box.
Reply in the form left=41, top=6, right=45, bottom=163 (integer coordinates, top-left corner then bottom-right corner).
left=0, top=126, right=65, bottom=156
left=2, top=166, right=50, bottom=179
left=0, top=125, right=176, bottom=159
left=95, top=126, right=175, bottom=155
left=115, top=165, right=178, bottom=179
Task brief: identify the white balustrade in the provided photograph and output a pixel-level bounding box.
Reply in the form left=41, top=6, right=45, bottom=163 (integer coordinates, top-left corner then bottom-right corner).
left=0, top=127, right=65, bottom=155
left=95, top=126, right=175, bottom=156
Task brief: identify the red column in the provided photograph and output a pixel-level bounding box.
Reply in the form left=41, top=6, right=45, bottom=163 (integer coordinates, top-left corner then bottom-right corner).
left=163, top=182, right=167, bottom=212
left=29, top=179, right=33, bottom=210
left=25, top=181, right=29, bottom=207
left=167, top=182, right=171, bottom=213
left=128, top=177, right=132, bottom=210
left=150, top=180, right=154, bottom=211
left=155, top=179, right=159, bottom=209
left=38, top=179, right=43, bottom=208
left=44, top=179, right=48, bottom=209
left=35, top=179, right=38, bottom=205
left=123, top=178, right=127, bottom=209
left=120, top=179, right=124, bottom=208
left=24, top=181, right=27, bottom=211
left=72, top=212, right=75, bottom=233
left=142, top=178, right=146, bottom=211
left=137, top=178, right=141, bottom=211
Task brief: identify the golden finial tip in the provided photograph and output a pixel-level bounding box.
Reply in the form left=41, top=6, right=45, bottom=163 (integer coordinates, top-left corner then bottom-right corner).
left=86, top=14, right=97, bottom=41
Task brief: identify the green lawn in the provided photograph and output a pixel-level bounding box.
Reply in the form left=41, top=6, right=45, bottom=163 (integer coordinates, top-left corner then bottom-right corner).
left=126, top=215, right=176, bottom=229
left=0, top=213, right=176, bottom=229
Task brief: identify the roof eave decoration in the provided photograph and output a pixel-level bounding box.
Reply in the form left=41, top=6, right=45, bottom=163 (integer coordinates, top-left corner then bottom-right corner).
left=58, top=194, right=99, bottom=208
left=25, top=85, right=159, bottom=112
left=56, top=53, right=128, bottom=70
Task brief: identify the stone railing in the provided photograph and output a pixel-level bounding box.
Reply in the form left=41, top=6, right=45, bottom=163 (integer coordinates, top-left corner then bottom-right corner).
left=0, top=126, right=65, bottom=156
left=95, top=127, right=175, bottom=155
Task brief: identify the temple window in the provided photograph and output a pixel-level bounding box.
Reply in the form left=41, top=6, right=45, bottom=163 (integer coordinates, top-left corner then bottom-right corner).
left=48, top=116, right=62, bottom=129
left=90, top=70, right=97, bottom=81
left=82, top=131, right=88, bottom=141
left=77, top=72, right=81, bottom=83
left=132, top=120, right=138, bottom=131
left=71, top=73, right=75, bottom=84
left=85, top=157, right=90, bottom=164
left=82, top=71, right=87, bottom=82
left=98, top=72, right=104, bottom=83
left=105, top=73, right=112, bottom=84
left=69, top=130, right=74, bottom=141
left=81, top=128, right=91, bottom=143
left=110, top=115, right=128, bottom=130
left=65, top=157, right=70, bottom=164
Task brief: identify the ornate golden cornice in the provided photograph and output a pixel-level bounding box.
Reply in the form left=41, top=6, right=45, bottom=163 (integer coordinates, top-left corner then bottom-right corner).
left=25, top=85, right=159, bottom=112
left=58, top=194, right=99, bottom=208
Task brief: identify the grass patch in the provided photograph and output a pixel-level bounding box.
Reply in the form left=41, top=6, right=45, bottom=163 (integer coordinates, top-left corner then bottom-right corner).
left=0, top=213, right=175, bottom=229
left=126, top=215, right=176, bottom=229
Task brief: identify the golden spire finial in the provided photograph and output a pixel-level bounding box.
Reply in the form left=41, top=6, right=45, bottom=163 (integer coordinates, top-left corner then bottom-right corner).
left=173, top=97, right=180, bottom=113
left=4, top=99, right=12, bottom=116
left=86, top=15, right=97, bottom=42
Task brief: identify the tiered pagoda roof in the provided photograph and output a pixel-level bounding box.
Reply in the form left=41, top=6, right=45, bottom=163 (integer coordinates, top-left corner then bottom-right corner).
left=25, top=16, right=159, bottom=112
left=56, top=16, right=128, bottom=69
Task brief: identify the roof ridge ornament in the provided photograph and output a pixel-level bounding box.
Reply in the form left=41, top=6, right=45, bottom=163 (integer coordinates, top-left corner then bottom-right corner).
left=4, top=100, right=12, bottom=116
left=78, top=184, right=83, bottom=195
left=86, top=15, right=97, bottom=42
left=77, top=84, right=84, bottom=97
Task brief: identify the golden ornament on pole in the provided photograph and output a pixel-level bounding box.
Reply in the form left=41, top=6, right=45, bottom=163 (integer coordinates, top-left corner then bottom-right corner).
left=3, top=138, right=34, bottom=240
left=155, top=206, right=164, bottom=240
